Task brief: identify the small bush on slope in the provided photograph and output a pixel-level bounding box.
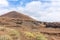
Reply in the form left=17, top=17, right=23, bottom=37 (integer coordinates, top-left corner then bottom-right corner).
left=0, top=35, right=12, bottom=40
left=34, top=32, right=48, bottom=40
left=23, top=31, right=48, bottom=40
left=6, top=28, right=20, bottom=40
left=24, top=31, right=35, bottom=38
left=0, top=27, right=20, bottom=40
left=23, top=31, right=35, bottom=40
left=0, top=27, right=6, bottom=31
left=36, top=34, right=47, bottom=40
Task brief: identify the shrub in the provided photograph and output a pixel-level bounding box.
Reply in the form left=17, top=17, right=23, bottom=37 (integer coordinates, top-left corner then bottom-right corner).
left=34, top=32, right=48, bottom=40
left=0, top=27, right=5, bottom=31
left=36, top=35, right=47, bottom=40
left=23, top=31, right=48, bottom=40
left=0, top=35, right=12, bottom=40
left=6, top=28, right=20, bottom=40
left=0, top=27, right=20, bottom=40
left=24, top=31, right=35, bottom=38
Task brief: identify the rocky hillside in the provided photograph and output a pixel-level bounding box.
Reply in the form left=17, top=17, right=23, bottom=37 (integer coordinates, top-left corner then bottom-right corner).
left=0, top=11, right=60, bottom=40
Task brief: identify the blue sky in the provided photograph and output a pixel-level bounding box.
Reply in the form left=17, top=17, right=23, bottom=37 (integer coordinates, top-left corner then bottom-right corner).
left=0, top=0, right=60, bottom=22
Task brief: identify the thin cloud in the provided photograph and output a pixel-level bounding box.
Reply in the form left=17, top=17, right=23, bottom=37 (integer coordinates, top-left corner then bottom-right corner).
left=0, top=0, right=9, bottom=6
left=17, top=0, right=60, bottom=22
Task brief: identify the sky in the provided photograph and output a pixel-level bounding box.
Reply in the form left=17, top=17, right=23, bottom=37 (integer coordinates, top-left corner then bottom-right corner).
left=0, top=0, right=60, bottom=22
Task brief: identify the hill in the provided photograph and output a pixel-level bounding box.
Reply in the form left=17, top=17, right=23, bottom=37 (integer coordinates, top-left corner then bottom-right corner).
left=1, top=11, right=35, bottom=20
left=0, top=11, right=60, bottom=40
left=0, top=11, right=45, bottom=29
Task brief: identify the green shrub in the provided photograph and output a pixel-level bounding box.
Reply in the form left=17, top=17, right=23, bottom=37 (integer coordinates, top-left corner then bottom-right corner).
left=6, top=28, right=20, bottom=40
left=24, top=31, right=35, bottom=38
left=34, top=32, right=48, bottom=40
left=23, top=31, right=48, bottom=40
left=36, top=35, right=48, bottom=40
left=0, top=35, right=12, bottom=40
left=0, top=27, right=20, bottom=40
left=0, top=27, right=6, bottom=31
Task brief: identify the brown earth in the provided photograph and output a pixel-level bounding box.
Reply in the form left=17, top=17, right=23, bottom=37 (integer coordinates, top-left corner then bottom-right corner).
left=1, top=11, right=35, bottom=20
left=0, top=11, right=60, bottom=40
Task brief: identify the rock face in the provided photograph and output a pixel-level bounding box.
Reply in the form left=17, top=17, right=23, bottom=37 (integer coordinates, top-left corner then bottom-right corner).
left=43, top=22, right=60, bottom=28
